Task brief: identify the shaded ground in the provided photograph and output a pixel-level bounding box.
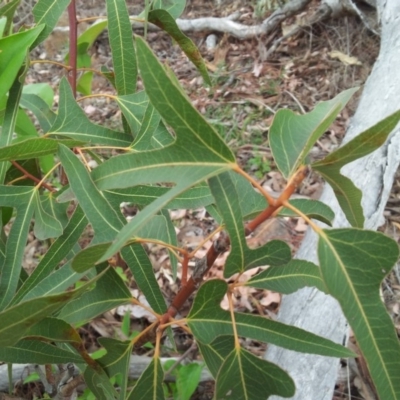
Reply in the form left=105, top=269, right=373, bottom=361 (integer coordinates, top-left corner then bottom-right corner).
left=10, top=0, right=400, bottom=399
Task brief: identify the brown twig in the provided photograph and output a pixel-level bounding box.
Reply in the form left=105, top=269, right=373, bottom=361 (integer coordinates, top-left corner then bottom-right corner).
left=10, top=161, right=56, bottom=192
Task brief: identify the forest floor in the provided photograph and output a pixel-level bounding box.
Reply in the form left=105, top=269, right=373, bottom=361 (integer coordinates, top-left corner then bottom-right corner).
left=14, top=0, right=400, bottom=399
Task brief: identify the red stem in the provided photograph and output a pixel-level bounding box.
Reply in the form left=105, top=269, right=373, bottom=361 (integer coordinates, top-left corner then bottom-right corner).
left=11, top=161, right=56, bottom=192
left=67, top=0, right=78, bottom=97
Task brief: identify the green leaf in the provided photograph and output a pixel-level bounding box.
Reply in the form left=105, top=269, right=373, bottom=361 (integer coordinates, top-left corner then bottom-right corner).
left=0, top=340, right=83, bottom=364
left=0, top=25, right=44, bottom=100
left=197, top=335, right=235, bottom=378
left=72, top=243, right=112, bottom=273
left=59, top=145, right=166, bottom=313
left=317, top=171, right=363, bottom=227
left=136, top=36, right=233, bottom=162
left=26, top=317, right=81, bottom=344
left=0, top=16, right=5, bottom=37
left=96, top=167, right=230, bottom=263
left=216, top=347, right=295, bottom=399
left=22, top=259, right=85, bottom=300
left=78, top=19, right=108, bottom=48
left=58, top=144, right=122, bottom=242
left=104, top=184, right=214, bottom=209
left=121, top=243, right=167, bottom=314
left=160, top=208, right=178, bottom=279
left=188, top=280, right=354, bottom=358
left=22, top=83, right=54, bottom=107
left=0, top=107, right=39, bottom=139
left=0, top=137, right=84, bottom=162
left=0, top=280, right=96, bottom=346
left=14, top=206, right=87, bottom=303
left=116, top=90, right=148, bottom=134
left=20, top=93, right=56, bottom=133
left=278, top=198, right=335, bottom=226
left=127, top=358, right=165, bottom=400
left=148, top=10, right=211, bottom=85
left=152, top=0, right=186, bottom=19
left=176, top=363, right=204, bottom=400
left=84, top=366, right=119, bottom=400
left=98, top=338, right=133, bottom=400
left=312, top=109, right=400, bottom=227
left=106, top=0, right=137, bottom=95
left=33, top=191, right=66, bottom=240
left=131, top=102, right=171, bottom=150
left=318, top=228, right=400, bottom=400
left=49, top=78, right=132, bottom=146
left=0, top=0, right=20, bottom=35
left=209, top=172, right=291, bottom=277
left=32, top=0, right=70, bottom=46
left=314, top=109, right=400, bottom=170
left=0, top=69, right=27, bottom=183
left=270, top=88, right=358, bottom=179
left=77, top=71, right=93, bottom=96
left=247, top=259, right=327, bottom=294
left=58, top=266, right=131, bottom=324
left=0, top=186, right=36, bottom=309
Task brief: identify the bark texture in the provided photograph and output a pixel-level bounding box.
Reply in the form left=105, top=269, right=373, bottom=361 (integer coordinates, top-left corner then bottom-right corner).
left=265, top=0, right=400, bottom=399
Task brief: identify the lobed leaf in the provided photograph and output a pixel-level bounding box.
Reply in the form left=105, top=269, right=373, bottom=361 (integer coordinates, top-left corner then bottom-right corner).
left=188, top=280, right=354, bottom=358
left=312, top=109, right=400, bottom=227
left=14, top=206, right=87, bottom=303
left=216, top=347, right=295, bottom=399
left=136, top=35, right=234, bottom=162
left=197, top=335, right=235, bottom=378
left=49, top=78, right=132, bottom=146
left=270, top=88, right=358, bottom=179
left=318, top=228, right=400, bottom=399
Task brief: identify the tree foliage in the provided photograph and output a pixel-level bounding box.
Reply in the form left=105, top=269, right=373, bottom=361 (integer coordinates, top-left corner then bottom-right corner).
left=0, top=0, right=399, bottom=398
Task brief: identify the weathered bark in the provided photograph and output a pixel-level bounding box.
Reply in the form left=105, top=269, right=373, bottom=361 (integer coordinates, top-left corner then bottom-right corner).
left=264, top=0, right=400, bottom=399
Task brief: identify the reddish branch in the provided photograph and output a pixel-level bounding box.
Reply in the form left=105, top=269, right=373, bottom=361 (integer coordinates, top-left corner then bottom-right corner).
left=10, top=161, right=56, bottom=192
left=67, top=0, right=78, bottom=97
left=156, top=166, right=309, bottom=329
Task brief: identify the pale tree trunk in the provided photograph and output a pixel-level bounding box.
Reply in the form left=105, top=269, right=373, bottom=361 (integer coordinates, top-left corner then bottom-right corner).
left=264, top=0, right=400, bottom=399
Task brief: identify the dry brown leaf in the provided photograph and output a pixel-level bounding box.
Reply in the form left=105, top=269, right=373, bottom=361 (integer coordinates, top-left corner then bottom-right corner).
left=329, top=50, right=362, bottom=66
